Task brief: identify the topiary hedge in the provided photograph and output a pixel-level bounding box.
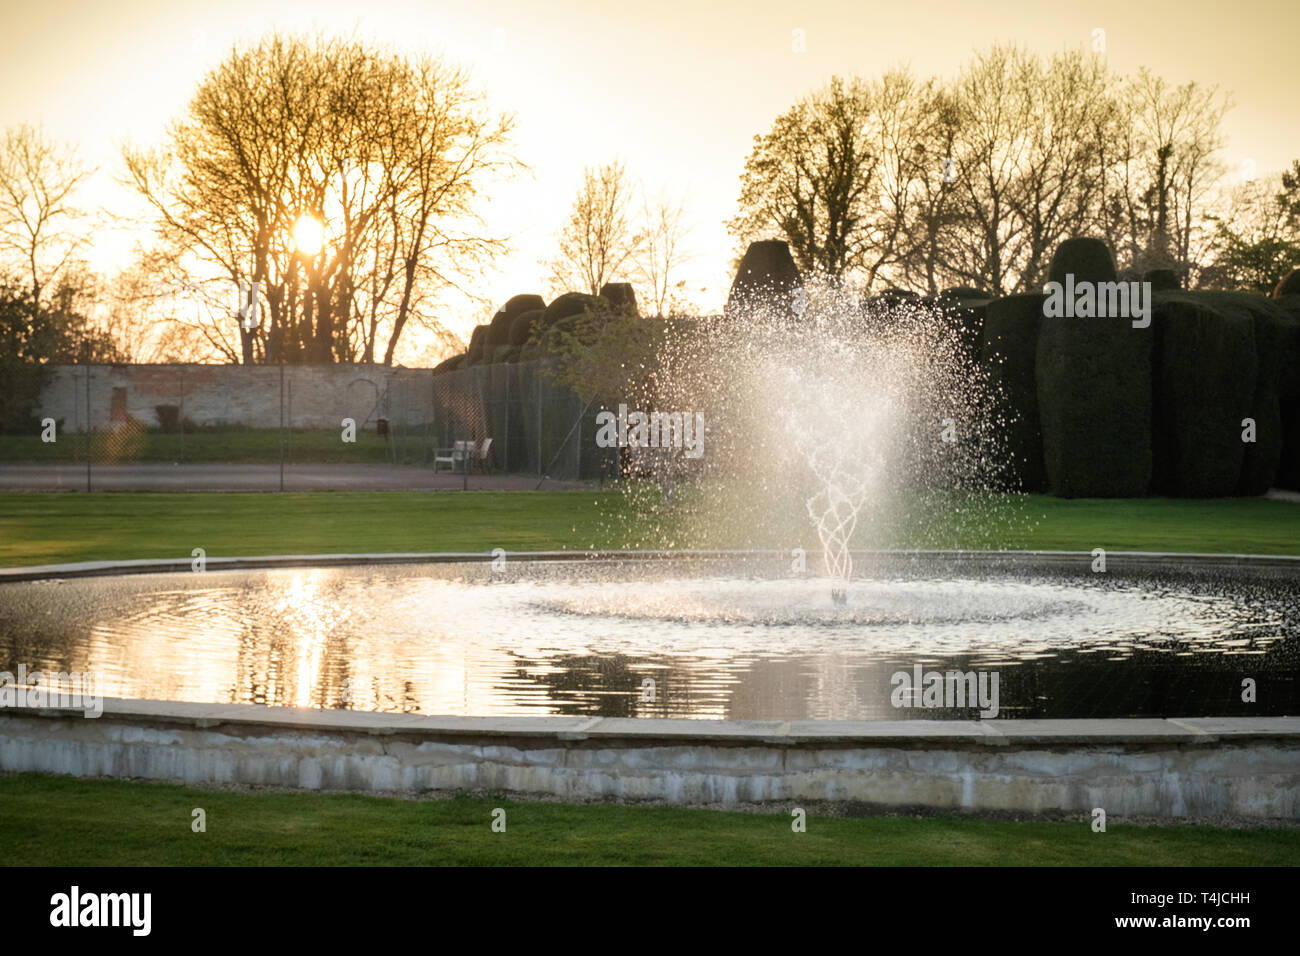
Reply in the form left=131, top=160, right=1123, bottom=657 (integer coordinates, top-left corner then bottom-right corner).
left=1036, top=253, right=1153, bottom=497
left=501, top=293, right=546, bottom=315
left=432, top=355, right=462, bottom=376
left=599, top=282, right=638, bottom=316
left=1271, top=294, right=1300, bottom=490
left=725, top=240, right=802, bottom=317
left=541, top=292, right=601, bottom=328
left=508, top=308, right=545, bottom=347
left=463, top=325, right=489, bottom=367
left=490, top=344, right=520, bottom=364
left=1047, top=236, right=1118, bottom=287
left=1204, top=292, right=1298, bottom=495
left=1148, top=292, right=1257, bottom=496
left=941, top=298, right=992, bottom=370
left=979, top=293, right=1047, bottom=491
left=1143, top=269, right=1181, bottom=291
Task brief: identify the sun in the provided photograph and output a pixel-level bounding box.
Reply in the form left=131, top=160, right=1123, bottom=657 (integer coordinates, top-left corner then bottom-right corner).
left=292, top=215, right=325, bottom=256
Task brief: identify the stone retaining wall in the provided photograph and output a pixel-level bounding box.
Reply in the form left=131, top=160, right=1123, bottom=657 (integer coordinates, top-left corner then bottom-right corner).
left=3, top=699, right=1297, bottom=820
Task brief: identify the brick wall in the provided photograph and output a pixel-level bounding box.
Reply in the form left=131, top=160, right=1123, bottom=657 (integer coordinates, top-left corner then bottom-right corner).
left=37, top=364, right=437, bottom=431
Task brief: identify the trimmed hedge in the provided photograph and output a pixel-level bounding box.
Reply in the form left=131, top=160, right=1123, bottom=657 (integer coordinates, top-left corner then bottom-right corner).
left=508, top=308, right=544, bottom=347
left=941, top=298, right=991, bottom=369
left=599, top=282, right=638, bottom=315
left=1205, top=292, right=1298, bottom=495
left=1274, top=295, right=1300, bottom=401
left=1272, top=295, right=1300, bottom=490
left=979, top=293, right=1047, bottom=491
left=1149, top=292, right=1257, bottom=496
left=725, top=240, right=801, bottom=316
left=1047, top=237, right=1117, bottom=287
left=432, top=355, right=462, bottom=376
left=541, top=292, right=601, bottom=328
left=1144, top=269, right=1181, bottom=291
left=1036, top=288, right=1152, bottom=498
left=486, top=311, right=514, bottom=347
left=486, top=294, right=546, bottom=348
left=939, top=286, right=988, bottom=300
left=464, top=325, right=489, bottom=367
left=501, top=293, right=546, bottom=315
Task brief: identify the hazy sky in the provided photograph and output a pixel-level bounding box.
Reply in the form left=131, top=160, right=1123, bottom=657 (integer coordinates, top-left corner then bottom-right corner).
left=2, top=0, right=1297, bottom=350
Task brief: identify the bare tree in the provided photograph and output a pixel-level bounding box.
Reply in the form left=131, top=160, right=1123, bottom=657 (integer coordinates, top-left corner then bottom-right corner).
left=633, top=186, right=693, bottom=316
left=1112, top=69, right=1230, bottom=275
left=123, top=32, right=517, bottom=365
left=0, top=123, right=94, bottom=313
left=729, top=76, right=884, bottom=280
left=549, top=158, right=642, bottom=296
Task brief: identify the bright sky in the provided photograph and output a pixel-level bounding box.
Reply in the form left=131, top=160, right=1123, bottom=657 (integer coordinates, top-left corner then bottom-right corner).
left=2, top=0, right=1297, bottom=351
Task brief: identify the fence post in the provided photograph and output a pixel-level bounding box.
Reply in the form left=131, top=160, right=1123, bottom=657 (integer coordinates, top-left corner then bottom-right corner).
left=279, top=363, right=285, bottom=492
left=504, top=369, right=510, bottom=473
left=536, top=370, right=542, bottom=478
left=179, top=365, right=185, bottom=463
left=84, top=365, right=91, bottom=493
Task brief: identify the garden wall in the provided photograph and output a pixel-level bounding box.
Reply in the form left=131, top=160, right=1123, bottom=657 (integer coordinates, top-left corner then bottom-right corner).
left=35, top=363, right=434, bottom=432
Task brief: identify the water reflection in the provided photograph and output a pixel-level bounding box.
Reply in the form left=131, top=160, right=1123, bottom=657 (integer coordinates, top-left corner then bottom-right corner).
left=1, top=560, right=1296, bottom=719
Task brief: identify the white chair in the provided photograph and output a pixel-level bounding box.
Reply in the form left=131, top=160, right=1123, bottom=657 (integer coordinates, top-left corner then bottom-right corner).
left=434, top=440, right=472, bottom=473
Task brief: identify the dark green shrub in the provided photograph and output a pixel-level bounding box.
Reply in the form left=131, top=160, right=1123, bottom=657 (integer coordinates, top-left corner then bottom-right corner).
left=0, top=364, right=50, bottom=434
left=941, top=300, right=990, bottom=369
left=155, top=404, right=182, bottom=434
left=1280, top=405, right=1300, bottom=491
left=1274, top=295, right=1300, bottom=401
left=1202, top=292, right=1297, bottom=495
left=1266, top=294, right=1300, bottom=490
left=541, top=292, right=601, bottom=328
left=979, top=293, right=1047, bottom=491
left=508, top=309, right=544, bottom=346
left=1144, top=269, right=1181, bottom=291
left=1272, top=268, right=1300, bottom=298
left=939, top=286, right=988, bottom=300
left=599, top=282, right=638, bottom=315
left=1047, top=237, right=1118, bottom=287
left=464, top=326, right=489, bottom=367
left=486, top=311, right=513, bottom=347
left=501, top=293, right=546, bottom=315
left=1149, top=293, right=1257, bottom=496
left=725, top=240, right=801, bottom=316
left=1036, top=279, right=1153, bottom=497
left=432, top=355, right=462, bottom=376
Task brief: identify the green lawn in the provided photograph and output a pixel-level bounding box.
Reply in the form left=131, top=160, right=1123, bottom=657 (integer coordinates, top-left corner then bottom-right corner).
left=0, top=428, right=391, bottom=464
left=0, top=773, right=1294, bottom=866
left=0, top=491, right=1296, bottom=568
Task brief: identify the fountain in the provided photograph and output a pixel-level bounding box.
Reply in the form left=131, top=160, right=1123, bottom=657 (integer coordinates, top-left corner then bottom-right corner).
left=638, top=242, right=1006, bottom=606
left=2, top=242, right=1298, bottom=725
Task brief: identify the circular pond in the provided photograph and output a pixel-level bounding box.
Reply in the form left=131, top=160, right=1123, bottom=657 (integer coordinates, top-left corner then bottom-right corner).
left=2, top=554, right=1297, bottom=719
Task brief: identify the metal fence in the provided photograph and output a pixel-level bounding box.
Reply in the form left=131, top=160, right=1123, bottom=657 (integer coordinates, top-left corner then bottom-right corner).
left=0, top=359, right=614, bottom=491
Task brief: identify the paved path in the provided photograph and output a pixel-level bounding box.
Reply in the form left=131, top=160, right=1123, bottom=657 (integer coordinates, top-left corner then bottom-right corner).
left=0, top=463, right=589, bottom=492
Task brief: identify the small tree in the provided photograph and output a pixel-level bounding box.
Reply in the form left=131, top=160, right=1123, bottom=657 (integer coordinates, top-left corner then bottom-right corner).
left=1203, top=167, right=1300, bottom=292
left=548, top=158, right=642, bottom=296
left=0, top=124, right=94, bottom=316
left=633, top=187, right=693, bottom=317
